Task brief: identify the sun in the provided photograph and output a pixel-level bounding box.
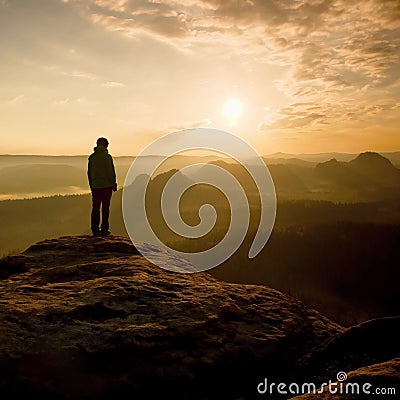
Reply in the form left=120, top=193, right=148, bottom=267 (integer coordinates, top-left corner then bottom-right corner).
left=224, top=99, right=243, bottom=120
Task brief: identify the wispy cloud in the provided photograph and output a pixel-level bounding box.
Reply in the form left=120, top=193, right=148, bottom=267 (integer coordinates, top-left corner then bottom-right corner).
left=168, top=118, right=212, bottom=130
left=65, top=0, right=400, bottom=100
left=60, top=70, right=96, bottom=80
left=85, top=0, right=192, bottom=40
left=4, top=94, right=25, bottom=105
left=260, top=102, right=326, bottom=131
left=1, top=0, right=398, bottom=154
left=53, top=98, right=70, bottom=106
left=53, top=97, right=86, bottom=106
left=101, top=81, right=125, bottom=87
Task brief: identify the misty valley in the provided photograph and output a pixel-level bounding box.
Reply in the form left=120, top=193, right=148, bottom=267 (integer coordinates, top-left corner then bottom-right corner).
left=1, top=151, right=400, bottom=327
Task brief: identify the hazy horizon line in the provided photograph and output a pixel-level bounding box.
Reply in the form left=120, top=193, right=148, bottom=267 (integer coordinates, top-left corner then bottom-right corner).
left=1, top=149, right=400, bottom=158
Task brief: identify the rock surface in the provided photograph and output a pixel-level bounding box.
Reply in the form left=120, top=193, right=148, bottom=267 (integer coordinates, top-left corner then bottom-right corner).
left=297, top=316, right=400, bottom=382
left=288, top=317, right=400, bottom=399
left=0, top=235, right=343, bottom=399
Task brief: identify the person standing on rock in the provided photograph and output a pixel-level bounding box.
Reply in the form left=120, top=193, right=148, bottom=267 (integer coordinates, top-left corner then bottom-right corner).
left=87, top=137, right=117, bottom=237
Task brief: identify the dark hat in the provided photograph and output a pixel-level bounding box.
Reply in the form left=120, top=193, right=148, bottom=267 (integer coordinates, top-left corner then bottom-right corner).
left=96, top=137, right=109, bottom=146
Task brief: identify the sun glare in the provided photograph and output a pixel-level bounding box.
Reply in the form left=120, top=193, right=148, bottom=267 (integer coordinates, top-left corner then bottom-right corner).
left=224, top=99, right=242, bottom=120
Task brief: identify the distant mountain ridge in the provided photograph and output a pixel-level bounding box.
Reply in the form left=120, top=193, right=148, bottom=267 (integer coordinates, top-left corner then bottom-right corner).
left=316, top=151, right=400, bottom=190
left=349, top=151, right=400, bottom=186
left=0, top=164, right=88, bottom=194
left=0, top=151, right=399, bottom=201
left=265, top=150, right=400, bottom=165
left=2, top=151, right=400, bottom=166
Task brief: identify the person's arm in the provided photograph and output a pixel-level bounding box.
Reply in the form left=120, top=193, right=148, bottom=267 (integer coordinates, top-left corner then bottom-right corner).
left=109, top=156, right=117, bottom=191
left=87, top=158, right=93, bottom=190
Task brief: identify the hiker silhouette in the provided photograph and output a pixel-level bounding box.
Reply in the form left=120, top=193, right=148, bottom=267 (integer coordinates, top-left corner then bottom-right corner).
left=87, top=137, right=117, bottom=236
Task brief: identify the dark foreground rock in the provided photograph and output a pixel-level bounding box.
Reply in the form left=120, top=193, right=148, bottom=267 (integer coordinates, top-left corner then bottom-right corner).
left=0, top=235, right=344, bottom=399
left=297, top=316, right=400, bottom=383
left=288, top=317, right=400, bottom=399
left=291, top=358, right=400, bottom=399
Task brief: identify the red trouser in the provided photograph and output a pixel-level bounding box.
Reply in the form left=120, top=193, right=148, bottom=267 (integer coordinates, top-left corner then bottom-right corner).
left=91, top=187, right=113, bottom=233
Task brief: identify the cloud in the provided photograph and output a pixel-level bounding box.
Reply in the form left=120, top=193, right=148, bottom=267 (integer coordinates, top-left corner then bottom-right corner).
left=262, top=112, right=325, bottom=130
left=168, top=118, right=212, bottom=130
left=50, top=1, right=400, bottom=134
left=260, top=102, right=326, bottom=130
left=53, top=98, right=70, bottom=106
left=92, top=0, right=127, bottom=12
left=61, top=70, right=96, bottom=80
left=67, top=1, right=399, bottom=82
left=52, top=97, right=86, bottom=106
left=102, top=81, right=125, bottom=87
left=4, top=94, right=25, bottom=105
left=261, top=92, right=400, bottom=133
left=88, top=0, right=190, bottom=39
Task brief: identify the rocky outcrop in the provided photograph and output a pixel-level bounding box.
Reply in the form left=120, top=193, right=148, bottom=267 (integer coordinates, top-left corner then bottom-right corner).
left=0, top=235, right=343, bottom=399
left=297, top=316, right=400, bottom=383
left=287, top=317, right=400, bottom=399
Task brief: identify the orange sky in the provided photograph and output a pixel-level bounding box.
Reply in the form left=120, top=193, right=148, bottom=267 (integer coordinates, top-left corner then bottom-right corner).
left=0, top=0, right=399, bottom=156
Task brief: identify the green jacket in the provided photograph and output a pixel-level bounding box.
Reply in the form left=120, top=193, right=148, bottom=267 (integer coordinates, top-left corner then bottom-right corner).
left=87, top=145, right=116, bottom=189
